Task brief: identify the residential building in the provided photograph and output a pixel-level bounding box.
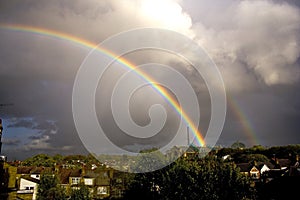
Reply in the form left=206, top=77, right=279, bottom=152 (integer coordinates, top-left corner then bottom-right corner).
left=17, top=177, right=39, bottom=200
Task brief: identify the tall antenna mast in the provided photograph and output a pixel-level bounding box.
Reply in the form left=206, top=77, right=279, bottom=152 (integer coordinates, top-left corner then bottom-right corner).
left=187, top=126, right=190, bottom=146
left=0, top=118, right=3, bottom=155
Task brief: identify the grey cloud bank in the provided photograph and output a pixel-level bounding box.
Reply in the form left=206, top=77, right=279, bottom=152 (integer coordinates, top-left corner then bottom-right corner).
left=0, top=0, right=299, bottom=160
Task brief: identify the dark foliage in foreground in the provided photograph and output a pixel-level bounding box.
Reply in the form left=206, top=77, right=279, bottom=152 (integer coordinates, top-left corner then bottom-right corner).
left=124, top=155, right=256, bottom=200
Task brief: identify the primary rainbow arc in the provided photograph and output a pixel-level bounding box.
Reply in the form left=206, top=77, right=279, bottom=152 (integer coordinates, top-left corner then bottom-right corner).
left=0, top=23, right=206, bottom=147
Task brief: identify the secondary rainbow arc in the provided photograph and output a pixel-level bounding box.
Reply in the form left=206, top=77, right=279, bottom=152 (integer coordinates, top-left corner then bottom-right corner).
left=227, top=94, right=258, bottom=146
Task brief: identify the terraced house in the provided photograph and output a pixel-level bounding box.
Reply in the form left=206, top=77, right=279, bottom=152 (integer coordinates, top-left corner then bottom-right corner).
left=0, top=160, right=127, bottom=200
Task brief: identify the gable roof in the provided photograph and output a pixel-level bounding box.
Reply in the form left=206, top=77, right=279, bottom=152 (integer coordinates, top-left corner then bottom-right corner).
left=31, top=167, right=46, bottom=174
left=17, top=166, right=53, bottom=175
left=84, top=169, right=100, bottom=178
left=236, top=163, right=251, bottom=172
left=69, top=169, right=81, bottom=177
left=17, top=166, right=34, bottom=174
left=21, top=176, right=40, bottom=184
left=289, top=166, right=300, bottom=176
left=278, top=159, right=291, bottom=168
left=58, top=169, right=72, bottom=184
left=57, top=168, right=83, bottom=184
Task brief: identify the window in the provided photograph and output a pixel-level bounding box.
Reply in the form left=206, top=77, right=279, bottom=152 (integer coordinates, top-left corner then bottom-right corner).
left=250, top=172, right=259, bottom=179
left=116, top=178, right=122, bottom=184
left=97, top=186, right=107, bottom=195
left=71, top=177, right=81, bottom=185
left=72, top=187, right=80, bottom=190
left=103, top=172, right=108, bottom=177
left=84, top=178, right=94, bottom=186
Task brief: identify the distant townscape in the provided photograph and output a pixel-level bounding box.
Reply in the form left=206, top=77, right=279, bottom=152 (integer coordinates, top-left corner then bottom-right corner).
left=1, top=143, right=300, bottom=200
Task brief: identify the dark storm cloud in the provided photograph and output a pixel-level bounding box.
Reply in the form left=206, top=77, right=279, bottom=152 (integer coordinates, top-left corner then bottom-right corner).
left=0, top=0, right=299, bottom=159
left=2, top=138, right=20, bottom=146
left=7, top=119, right=35, bottom=129
left=219, top=84, right=300, bottom=147
left=8, top=118, right=58, bottom=136
left=28, top=135, right=42, bottom=140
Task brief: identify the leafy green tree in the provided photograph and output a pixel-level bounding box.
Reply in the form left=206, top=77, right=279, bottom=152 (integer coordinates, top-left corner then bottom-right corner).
left=132, top=148, right=167, bottom=173
left=161, top=156, right=255, bottom=200
left=37, top=173, right=66, bottom=200
left=41, top=187, right=66, bottom=200
left=231, top=141, right=246, bottom=149
left=125, top=148, right=167, bottom=200
left=215, top=147, right=236, bottom=157
left=265, top=144, right=300, bottom=159
left=234, top=153, right=269, bottom=164
left=53, top=154, right=64, bottom=163
left=124, top=169, right=164, bottom=200
left=70, top=184, right=91, bottom=200
left=22, top=154, right=56, bottom=167
left=251, top=145, right=265, bottom=152
left=125, top=155, right=256, bottom=200
left=63, top=154, right=87, bottom=163
left=160, top=157, right=202, bottom=200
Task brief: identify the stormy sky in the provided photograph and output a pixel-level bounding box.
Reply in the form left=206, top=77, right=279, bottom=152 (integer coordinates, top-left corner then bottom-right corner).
left=0, top=0, right=299, bottom=160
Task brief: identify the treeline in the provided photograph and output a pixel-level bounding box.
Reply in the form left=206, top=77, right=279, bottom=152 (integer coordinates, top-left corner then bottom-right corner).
left=18, top=144, right=300, bottom=167
left=19, top=153, right=100, bottom=167
left=215, top=143, right=300, bottom=163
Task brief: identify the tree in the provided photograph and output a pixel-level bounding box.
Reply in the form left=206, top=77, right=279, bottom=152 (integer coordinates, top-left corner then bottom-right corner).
left=160, top=156, right=255, bottom=200
left=131, top=148, right=167, bottom=173
left=251, top=145, right=265, bottom=152
left=125, top=155, right=256, bottom=200
left=160, top=157, right=202, bottom=200
left=22, top=154, right=55, bottom=167
left=124, top=148, right=167, bottom=200
left=53, top=154, right=64, bottom=163
left=41, top=187, right=66, bottom=200
left=124, top=169, right=164, bottom=200
left=231, top=141, right=246, bottom=149
left=70, top=184, right=91, bottom=200
left=37, top=173, right=66, bottom=200
left=234, top=153, right=270, bottom=164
